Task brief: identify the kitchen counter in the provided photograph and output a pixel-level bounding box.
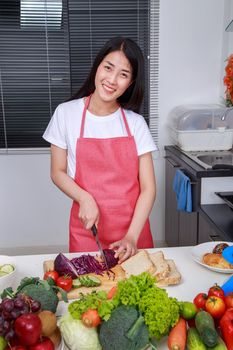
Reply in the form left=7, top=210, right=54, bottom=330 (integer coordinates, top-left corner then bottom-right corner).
left=200, top=204, right=233, bottom=241
left=9, top=247, right=232, bottom=349
left=165, top=145, right=233, bottom=178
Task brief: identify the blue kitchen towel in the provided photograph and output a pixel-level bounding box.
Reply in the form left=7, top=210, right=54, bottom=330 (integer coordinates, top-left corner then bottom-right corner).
left=173, top=169, right=192, bottom=212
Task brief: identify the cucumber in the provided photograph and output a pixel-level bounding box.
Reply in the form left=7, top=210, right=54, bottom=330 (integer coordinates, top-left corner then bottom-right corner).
left=0, top=264, right=14, bottom=274
left=72, top=278, right=82, bottom=288
left=195, top=311, right=218, bottom=347
left=187, top=327, right=207, bottom=350
left=206, top=336, right=227, bottom=350
left=0, top=271, right=7, bottom=277
left=79, top=275, right=101, bottom=287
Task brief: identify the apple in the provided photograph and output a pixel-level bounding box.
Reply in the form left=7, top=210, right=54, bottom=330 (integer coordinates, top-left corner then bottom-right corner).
left=6, top=346, right=27, bottom=350
left=29, top=337, right=54, bottom=350
left=14, top=313, right=42, bottom=346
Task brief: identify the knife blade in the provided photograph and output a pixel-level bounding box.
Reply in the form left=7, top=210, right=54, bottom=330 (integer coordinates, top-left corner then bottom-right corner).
left=91, top=224, right=111, bottom=277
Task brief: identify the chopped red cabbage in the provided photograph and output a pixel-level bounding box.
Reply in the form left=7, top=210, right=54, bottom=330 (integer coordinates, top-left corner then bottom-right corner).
left=71, top=249, right=119, bottom=275
left=54, top=249, right=119, bottom=277
left=71, top=254, right=104, bottom=275
left=102, top=249, right=119, bottom=269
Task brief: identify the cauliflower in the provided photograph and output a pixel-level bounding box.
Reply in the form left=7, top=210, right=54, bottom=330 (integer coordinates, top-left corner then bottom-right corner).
left=58, top=313, right=101, bottom=350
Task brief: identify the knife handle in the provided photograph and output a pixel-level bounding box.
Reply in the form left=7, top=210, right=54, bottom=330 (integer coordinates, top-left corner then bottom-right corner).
left=91, top=224, right=97, bottom=237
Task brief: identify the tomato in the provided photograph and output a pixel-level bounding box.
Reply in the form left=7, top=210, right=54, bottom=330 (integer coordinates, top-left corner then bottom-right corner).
left=107, top=286, right=117, bottom=300
left=43, top=271, right=59, bottom=283
left=219, top=308, right=233, bottom=350
left=193, top=293, right=208, bottom=310
left=14, top=313, right=42, bottom=346
left=56, top=275, right=73, bottom=292
left=225, top=292, right=233, bottom=309
left=81, top=309, right=101, bottom=328
left=205, top=296, right=226, bottom=319
left=29, top=337, right=54, bottom=350
left=208, top=284, right=225, bottom=300
left=180, top=302, right=197, bottom=320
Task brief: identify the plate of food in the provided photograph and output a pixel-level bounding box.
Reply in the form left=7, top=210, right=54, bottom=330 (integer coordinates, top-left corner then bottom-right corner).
left=191, top=241, right=233, bottom=273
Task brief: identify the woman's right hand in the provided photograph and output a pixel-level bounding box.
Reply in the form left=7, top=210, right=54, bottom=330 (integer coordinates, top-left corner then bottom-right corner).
left=78, top=192, right=99, bottom=229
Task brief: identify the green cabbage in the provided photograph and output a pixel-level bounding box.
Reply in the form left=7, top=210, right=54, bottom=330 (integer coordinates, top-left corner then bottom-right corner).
left=58, top=313, right=101, bottom=350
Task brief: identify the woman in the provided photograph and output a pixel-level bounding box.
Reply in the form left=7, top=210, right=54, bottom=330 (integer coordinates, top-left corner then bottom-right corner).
left=43, top=36, right=157, bottom=263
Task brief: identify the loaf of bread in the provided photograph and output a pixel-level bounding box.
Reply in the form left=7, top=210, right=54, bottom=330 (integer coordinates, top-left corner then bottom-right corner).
left=120, top=250, right=156, bottom=278
left=156, top=260, right=181, bottom=287
left=149, top=251, right=170, bottom=281
left=120, top=249, right=182, bottom=287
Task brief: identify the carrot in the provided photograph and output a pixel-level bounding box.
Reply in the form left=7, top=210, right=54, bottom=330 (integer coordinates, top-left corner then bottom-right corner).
left=107, top=286, right=118, bottom=299
left=167, top=317, right=187, bottom=350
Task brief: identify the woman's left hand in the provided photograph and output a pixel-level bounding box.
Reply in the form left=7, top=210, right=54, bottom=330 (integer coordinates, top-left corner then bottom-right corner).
left=109, top=237, right=137, bottom=264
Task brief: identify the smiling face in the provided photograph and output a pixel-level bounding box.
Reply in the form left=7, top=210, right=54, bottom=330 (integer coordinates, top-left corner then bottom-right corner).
left=94, top=50, right=133, bottom=105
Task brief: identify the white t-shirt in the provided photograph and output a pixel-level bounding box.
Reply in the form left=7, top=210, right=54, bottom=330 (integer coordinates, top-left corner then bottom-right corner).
left=43, top=98, right=157, bottom=178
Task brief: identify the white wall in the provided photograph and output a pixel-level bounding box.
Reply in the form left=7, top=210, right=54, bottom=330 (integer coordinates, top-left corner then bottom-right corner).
left=1, top=0, right=230, bottom=253
left=0, top=153, right=70, bottom=254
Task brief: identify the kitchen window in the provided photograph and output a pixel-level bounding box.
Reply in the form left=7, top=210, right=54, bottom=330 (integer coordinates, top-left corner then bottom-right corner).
left=0, top=0, right=159, bottom=152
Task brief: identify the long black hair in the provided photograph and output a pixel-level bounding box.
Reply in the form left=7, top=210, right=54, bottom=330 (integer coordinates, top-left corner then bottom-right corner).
left=68, top=37, right=145, bottom=113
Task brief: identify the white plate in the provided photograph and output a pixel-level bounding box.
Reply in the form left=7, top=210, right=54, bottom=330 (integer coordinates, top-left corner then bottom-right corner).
left=191, top=241, right=233, bottom=273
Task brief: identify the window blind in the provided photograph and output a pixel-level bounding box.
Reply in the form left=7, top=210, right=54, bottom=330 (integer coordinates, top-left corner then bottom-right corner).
left=0, top=0, right=159, bottom=151
left=0, top=0, right=70, bottom=150
left=68, top=0, right=150, bottom=122
left=149, top=0, right=160, bottom=143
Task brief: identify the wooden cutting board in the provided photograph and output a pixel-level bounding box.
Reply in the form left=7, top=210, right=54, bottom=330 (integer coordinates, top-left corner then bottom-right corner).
left=43, top=260, right=126, bottom=300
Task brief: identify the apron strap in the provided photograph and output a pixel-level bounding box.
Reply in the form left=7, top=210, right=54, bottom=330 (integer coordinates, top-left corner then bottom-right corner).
left=120, top=108, right=132, bottom=137
left=80, top=95, right=91, bottom=138
left=80, top=95, right=132, bottom=138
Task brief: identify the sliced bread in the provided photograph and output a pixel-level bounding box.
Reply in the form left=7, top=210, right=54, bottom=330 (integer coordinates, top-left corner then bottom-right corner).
left=156, top=259, right=181, bottom=287
left=149, top=251, right=170, bottom=281
left=120, top=249, right=156, bottom=278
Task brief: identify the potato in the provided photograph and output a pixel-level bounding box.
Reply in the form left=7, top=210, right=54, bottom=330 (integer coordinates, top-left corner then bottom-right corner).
left=38, top=310, right=57, bottom=336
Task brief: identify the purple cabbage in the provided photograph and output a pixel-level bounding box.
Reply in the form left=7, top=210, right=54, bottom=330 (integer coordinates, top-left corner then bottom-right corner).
left=54, top=253, right=79, bottom=278
left=71, top=255, right=104, bottom=275
left=101, top=249, right=119, bottom=269
left=54, top=249, right=119, bottom=277
left=71, top=249, right=119, bottom=275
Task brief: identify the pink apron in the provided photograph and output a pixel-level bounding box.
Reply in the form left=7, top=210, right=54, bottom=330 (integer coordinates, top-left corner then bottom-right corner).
left=69, top=96, right=154, bottom=252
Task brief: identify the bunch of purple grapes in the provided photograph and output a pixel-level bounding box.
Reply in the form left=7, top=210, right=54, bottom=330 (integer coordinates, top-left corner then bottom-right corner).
left=0, top=294, right=41, bottom=341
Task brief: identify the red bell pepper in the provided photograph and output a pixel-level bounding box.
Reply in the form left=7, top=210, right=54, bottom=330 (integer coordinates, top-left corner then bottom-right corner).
left=220, top=308, right=233, bottom=350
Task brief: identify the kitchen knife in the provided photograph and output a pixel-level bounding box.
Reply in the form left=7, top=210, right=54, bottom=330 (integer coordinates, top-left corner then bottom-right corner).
left=91, top=224, right=111, bottom=277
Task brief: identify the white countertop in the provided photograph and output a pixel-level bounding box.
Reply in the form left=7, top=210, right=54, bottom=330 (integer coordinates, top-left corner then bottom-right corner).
left=10, top=246, right=231, bottom=350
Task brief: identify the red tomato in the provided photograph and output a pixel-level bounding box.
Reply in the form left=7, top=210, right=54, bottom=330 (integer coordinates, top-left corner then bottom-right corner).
left=43, top=271, right=59, bottom=283
left=56, top=275, right=73, bottom=292
left=225, top=292, right=233, bottom=309
left=208, top=284, right=225, bottom=300
left=29, top=337, right=54, bottom=350
left=81, top=309, right=101, bottom=328
left=219, top=308, right=233, bottom=350
left=193, top=293, right=208, bottom=310
left=14, top=313, right=42, bottom=346
left=205, top=296, right=226, bottom=319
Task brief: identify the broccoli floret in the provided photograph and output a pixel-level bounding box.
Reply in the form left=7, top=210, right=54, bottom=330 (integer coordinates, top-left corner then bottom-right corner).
left=99, top=305, right=150, bottom=350
left=19, top=284, right=59, bottom=313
